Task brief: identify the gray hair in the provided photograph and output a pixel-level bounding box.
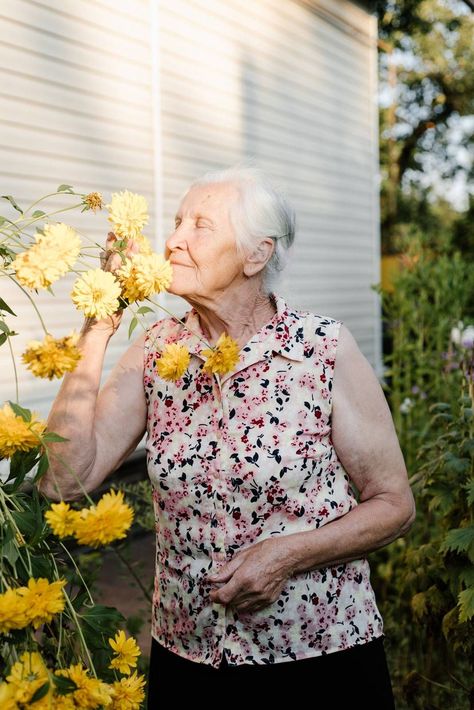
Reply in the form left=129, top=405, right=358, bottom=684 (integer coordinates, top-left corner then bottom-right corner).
left=179, top=161, right=296, bottom=292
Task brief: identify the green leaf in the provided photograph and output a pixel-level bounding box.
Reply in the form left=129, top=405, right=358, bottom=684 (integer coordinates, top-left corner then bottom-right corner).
left=459, top=566, right=474, bottom=587
left=57, top=184, right=74, bottom=193
left=463, top=479, right=474, bottom=507
left=81, top=605, right=125, bottom=650
left=442, top=452, right=471, bottom=476
left=136, top=306, right=154, bottom=315
left=29, top=681, right=50, bottom=704
left=1, top=195, right=23, bottom=213
left=33, top=451, right=50, bottom=481
left=29, top=553, right=53, bottom=578
left=7, top=400, right=32, bottom=422
left=458, top=587, right=474, bottom=623
left=0, top=297, right=16, bottom=316
left=0, top=333, right=7, bottom=347
left=128, top=316, right=138, bottom=339
left=32, top=210, right=46, bottom=218
left=42, top=432, right=70, bottom=443
left=52, top=674, right=78, bottom=695
left=440, top=527, right=474, bottom=563
left=0, top=320, right=12, bottom=334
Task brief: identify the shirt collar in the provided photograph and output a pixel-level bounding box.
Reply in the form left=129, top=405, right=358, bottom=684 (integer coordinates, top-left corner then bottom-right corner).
left=179, top=292, right=306, bottom=380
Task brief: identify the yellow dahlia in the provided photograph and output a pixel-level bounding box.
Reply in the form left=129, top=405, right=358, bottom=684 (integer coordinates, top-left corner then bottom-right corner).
left=0, top=587, right=31, bottom=633
left=156, top=343, right=190, bottom=381
left=6, top=651, right=52, bottom=707
left=116, top=253, right=173, bottom=302
left=70, top=268, right=122, bottom=319
left=22, top=331, right=82, bottom=380
left=110, top=671, right=146, bottom=709
left=106, top=190, right=148, bottom=239
left=45, top=501, right=80, bottom=538
left=82, top=191, right=104, bottom=212
left=108, top=630, right=141, bottom=675
left=16, top=577, right=67, bottom=629
left=0, top=402, right=47, bottom=458
left=202, top=332, right=240, bottom=375
left=55, top=663, right=114, bottom=708
left=73, top=489, right=134, bottom=548
left=12, top=223, right=81, bottom=290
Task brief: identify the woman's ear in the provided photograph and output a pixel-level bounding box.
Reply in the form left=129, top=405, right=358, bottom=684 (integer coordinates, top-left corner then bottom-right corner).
left=243, top=239, right=275, bottom=277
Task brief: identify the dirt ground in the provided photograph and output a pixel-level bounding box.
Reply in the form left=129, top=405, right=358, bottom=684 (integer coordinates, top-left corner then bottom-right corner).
left=93, top=531, right=156, bottom=662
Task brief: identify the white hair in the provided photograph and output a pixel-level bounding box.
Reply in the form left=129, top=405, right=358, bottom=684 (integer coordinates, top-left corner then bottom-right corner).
left=179, top=161, right=296, bottom=292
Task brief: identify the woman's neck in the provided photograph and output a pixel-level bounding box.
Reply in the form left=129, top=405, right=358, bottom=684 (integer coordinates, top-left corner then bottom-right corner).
left=185, top=283, right=277, bottom=350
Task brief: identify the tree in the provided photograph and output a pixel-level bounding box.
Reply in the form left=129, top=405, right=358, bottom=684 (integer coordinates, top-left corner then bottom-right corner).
left=375, top=0, right=474, bottom=253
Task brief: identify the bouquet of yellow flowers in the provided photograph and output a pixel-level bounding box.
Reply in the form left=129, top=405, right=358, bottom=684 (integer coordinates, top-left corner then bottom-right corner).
left=0, top=184, right=239, bottom=708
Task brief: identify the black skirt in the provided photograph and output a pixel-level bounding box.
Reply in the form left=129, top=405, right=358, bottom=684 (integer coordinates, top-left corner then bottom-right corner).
left=146, top=634, right=396, bottom=708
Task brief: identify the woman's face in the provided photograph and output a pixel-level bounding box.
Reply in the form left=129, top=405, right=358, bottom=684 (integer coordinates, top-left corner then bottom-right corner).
left=164, top=182, right=245, bottom=301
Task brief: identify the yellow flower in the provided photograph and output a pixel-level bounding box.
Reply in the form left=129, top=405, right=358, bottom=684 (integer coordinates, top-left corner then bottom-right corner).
left=109, top=671, right=146, bottom=710
left=55, top=663, right=114, bottom=708
left=12, top=223, right=81, bottom=290
left=17, top=577, right=67, bottom=629
left=116, top=253, right=173, bottom=302
left=156, top=343, right=190, bottom=381
left=106, top=190, right=148, bottom=239
left=6, top=651, right=52, bottom=707
left=0, top=402, right=47, bottom=458
left=73, top=489, right=134, bottom=548
left=45, top=501, right=80, bottom=538
left=108, top=629, right=141, bottom=675
left=70, top=268, right=122, bottom=319
left=22, top=331, right=82, bottom=380
left=83, top=192, right=104, bottom=212
left=0, top=587, right=31, bottom=633
left=0, top=681, right=16, bottom=710
left=201, top=332, right=240, bottom=375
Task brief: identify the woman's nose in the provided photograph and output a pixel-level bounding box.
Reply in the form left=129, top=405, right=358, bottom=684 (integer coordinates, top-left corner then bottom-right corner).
left=165, top=226, right=186, bottom=254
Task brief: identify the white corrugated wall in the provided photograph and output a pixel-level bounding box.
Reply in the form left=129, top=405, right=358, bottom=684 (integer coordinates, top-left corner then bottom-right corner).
left=0, top=0, right=380, bottom=468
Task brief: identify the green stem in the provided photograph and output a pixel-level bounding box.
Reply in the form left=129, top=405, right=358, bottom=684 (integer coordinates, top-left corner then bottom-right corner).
left=57, top=541, right=94, bottom=606
left=6, top=333, right=19, bottom=403
left=110, top=544, right=152, bottom=604
left=5, top=271, right=49, bottom=335
left=49, top=548, right=98, bottom=677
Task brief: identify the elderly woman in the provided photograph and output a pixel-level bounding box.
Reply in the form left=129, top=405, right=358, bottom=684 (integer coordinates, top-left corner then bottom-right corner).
left=39, top=166, right=415, bottom=707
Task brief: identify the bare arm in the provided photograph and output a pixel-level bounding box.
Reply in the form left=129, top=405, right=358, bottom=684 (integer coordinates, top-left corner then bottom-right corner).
left=283, top=322, right=416, bottom=575
left=37, top=324, right=148, bottom=501
left=37, top=232, right=147, bottom=501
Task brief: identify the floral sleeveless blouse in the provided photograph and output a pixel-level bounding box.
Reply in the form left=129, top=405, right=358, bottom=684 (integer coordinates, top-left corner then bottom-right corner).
left=143, top=292, right=384, bottom=667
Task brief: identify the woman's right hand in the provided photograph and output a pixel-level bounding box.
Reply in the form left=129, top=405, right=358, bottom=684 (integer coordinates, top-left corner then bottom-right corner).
left=81, top=232, right=140, bottom=337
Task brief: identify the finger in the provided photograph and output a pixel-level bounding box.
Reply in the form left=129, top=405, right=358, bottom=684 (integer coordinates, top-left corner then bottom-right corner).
left=106, top=231, right=117, bottom=250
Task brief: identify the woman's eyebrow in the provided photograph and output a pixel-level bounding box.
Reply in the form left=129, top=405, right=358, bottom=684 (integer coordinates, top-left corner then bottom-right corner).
left=174, top=213, right=215, bottom=224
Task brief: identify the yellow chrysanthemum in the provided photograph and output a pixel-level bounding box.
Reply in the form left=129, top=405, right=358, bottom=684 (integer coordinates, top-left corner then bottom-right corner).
left=110, top=671, right=146, bottom=710
left=45, top=501, right=80, bottom=538
left=116, top=253, right=173, bottom=302
left=16, top=577, right=67, bottom=629
left=0, top=587, right=31, bottom=633
left=106, top=190, right=148, bottom=239
left=70, top=268, right=122, bottom=319
left=22, top=331, right=82, bottom=380
left=83, top=192, right=104, bottom=212
left=0, top=681, right=16, bottom=710
left=0, top=402, right=47, bottom=458
left=108, top=630, right=141, bottom=675
left=72, top=489, right=134, bottom=548
left=156, top=343, right=191, bottom=381
left=6, top=651, right=52, bottom=706
left=201, top=332, right=240, bottom=375
left=55, top=663, right=114, bottom=708
left=12, top=223, right=81, bottom=290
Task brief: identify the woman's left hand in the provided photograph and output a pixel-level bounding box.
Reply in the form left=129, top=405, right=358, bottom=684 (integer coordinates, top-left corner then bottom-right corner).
left=205, top=538, right=298, bottom=613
